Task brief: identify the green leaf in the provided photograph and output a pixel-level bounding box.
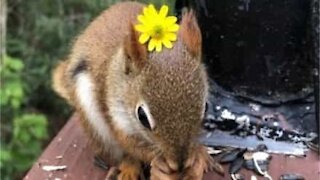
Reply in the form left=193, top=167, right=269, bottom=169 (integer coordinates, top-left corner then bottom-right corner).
left=0, top=149, right=12, bottom=163
left=0, top=90, right=9, bottom=105
left=13, top=114, right=48, bottom=142
left=4, top=55, right=24, bottom=71
left=10, top=98, right=21, bottom=109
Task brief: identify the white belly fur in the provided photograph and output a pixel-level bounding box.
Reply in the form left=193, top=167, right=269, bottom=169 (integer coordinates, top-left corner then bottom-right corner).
left=75, top=73, right=123, bottom=159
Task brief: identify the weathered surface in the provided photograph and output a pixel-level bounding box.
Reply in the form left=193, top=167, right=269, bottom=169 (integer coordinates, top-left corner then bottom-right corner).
left=25, top=115, right=319, bottom=180
left=24, top=115, right=107, bottom=180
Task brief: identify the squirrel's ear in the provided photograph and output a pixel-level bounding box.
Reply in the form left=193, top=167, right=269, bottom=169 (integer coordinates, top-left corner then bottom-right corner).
left=124, top=24, right=147, bottom=74
left=179, top=10, right=202, bottom=57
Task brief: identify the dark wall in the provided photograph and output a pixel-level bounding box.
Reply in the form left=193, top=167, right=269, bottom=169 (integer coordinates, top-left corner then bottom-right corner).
left=177, top=0, right=314, bottom=103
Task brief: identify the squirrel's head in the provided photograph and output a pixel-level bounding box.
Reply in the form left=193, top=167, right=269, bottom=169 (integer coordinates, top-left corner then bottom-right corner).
left=107, top=11, right=207, bottom=168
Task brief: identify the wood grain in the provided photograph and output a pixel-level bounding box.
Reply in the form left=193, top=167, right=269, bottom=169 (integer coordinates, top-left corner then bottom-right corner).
left=25, top=115, right=320, bottom=180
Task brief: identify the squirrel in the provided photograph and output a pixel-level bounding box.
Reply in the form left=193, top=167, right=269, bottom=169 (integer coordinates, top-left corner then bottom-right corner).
left=52, top=1, right=223, bottom=179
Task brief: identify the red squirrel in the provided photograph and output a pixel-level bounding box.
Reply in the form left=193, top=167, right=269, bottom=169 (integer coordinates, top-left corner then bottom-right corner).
left=53, top=2, right=223, bottom=179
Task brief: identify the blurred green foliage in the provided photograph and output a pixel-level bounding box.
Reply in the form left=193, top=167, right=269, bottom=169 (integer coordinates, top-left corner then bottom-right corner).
left=1, top=55, right=48, bottom=179
left=4, top=0, right=174, bottom=179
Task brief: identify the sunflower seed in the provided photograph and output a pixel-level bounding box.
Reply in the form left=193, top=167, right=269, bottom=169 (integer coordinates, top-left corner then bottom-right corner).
left=207, top=147, right=223, bottom=155
left=220, top=149, right=241, bottom=163
left=229, top=157, right=244, bottom=174
left=243, top=152, right=254, bottom=160
left=280, top=173, right=305, bottom=180
left=231, top=173, right=245, bottom=180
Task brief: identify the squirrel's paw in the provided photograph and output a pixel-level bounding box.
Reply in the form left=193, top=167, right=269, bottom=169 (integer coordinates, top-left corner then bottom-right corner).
left=151, top=156, right=178, bottom=174
left=182, top=148, right=206, bottom=180
left=105, top=166, right=120, bottom=180
left=105, top=166, right=145, bottom=180
left=116, top=158, right=142, bottom=180
left=195, top=146, right=224, bottom=175
left=150, top=156, right=179, bottom=180
left=150, top=165, right=179, bottom=180
left=117, top=170, right=140, bottom=180
left=182, top=146, right=224, bottom=180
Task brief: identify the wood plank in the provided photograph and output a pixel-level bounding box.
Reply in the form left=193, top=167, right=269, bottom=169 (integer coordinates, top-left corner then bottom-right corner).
left=24, top=115, right=107, bottom=180
left=25, top=115, right=319, bottom=180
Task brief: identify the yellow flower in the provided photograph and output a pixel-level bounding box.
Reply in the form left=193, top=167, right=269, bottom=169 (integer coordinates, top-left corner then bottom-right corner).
left=135, top=4, right=179, bottom=52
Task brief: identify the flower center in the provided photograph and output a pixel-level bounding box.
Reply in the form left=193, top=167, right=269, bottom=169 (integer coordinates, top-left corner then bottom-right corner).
left=152, top=25, right=164, bottom=39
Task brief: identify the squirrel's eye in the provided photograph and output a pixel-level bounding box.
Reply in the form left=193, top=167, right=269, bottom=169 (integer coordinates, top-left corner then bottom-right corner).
left=137, top=106, right=151, bottom=130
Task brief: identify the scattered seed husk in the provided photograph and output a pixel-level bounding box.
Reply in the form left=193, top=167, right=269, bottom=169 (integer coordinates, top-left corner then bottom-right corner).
left=207, top=147, right=223, bottom=155
left=252, top=151, right=270, bottom=161
left=251, top=175, right=258, bottom=180
left=255, top=144, right=268, bottom=151
left=243, top=151, right=254, bottom=160
left=306, top=142, right=319, bottom=153
left=231, top=173, right=245, bottom=180
left=42, top=165, right=67, bottom=171
left=254, top=160, right=269, bottom=172
left=220, top=148, right=246, bottom=163
left=220, top=150, right=239, bottom=163
left=280, top=173, right=305, bottom=180
left=229, top=157, right=244, bottom=174
left=244, top=159, right=255, bottom=170
left=206, top=132, right=213, bottom=138
left=244, top=158, right=270, bottom=173
left=263, top=172, right=272, bottom=180
left=252, top=155, right=271, bottom=176
left=55, top=155, right=63, bottom=159
left=214, top=150, right=228, bottom=160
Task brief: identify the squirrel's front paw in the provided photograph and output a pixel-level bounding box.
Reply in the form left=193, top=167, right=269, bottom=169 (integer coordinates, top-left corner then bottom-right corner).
left=182, top=148, right=206, bottom=180
left=184, top=146, right=224, bottom=179
left=105, top=157, right=143, bottom=180
left=117, top=169, right=140, bottom=180
left=198, top=146, right=224, bottom=175
left=117, top=158, right=142, bottom=180
left=150, top=166, right=179, bottom=180
left=150, top=156, right=179, bottom=180
left=105, top=166, right=120, bottom=180
left=105, top=166, right=144, bottom=180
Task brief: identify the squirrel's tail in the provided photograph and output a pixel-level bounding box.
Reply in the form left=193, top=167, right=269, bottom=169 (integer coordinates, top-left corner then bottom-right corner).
left=52, top=60, right=70, bottom=101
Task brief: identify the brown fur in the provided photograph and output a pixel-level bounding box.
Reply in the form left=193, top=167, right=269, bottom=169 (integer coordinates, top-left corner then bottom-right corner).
left=124, top=24, right=147, bottom=72
left=179, top=10, right=202, bottom=57
left=52, top=2, right=218, bottom=179
left=52, top=61, right=70, bottom=101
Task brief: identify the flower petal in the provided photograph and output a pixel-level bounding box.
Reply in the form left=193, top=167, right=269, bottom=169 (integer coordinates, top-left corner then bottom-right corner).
left=164, top=33, right=177, bottom=41
left=148, top=38, right=156, bottom=51
left=143, top=6, right=149, bottom=16
left=136, top=4, right=179, bottom=52
left=137, top=15, right=146, bottom=24
left=159, top=5, right=169, bottom=18
left=162, top=39, right=173, bottom=49
left=155, top=40, right=162, bottom=52
left=146, top=4, right=157, bottom=16
left=139, top=33, right=150, bottom=44
left=135, top=24, right=148, bottom=33
left=165, top=16, right=177, bottom=26
left=167, top=24, right=179, bottom=32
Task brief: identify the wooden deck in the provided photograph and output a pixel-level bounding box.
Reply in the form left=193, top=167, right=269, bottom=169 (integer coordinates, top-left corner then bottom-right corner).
left=25, top=114, right=320, bottom=180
